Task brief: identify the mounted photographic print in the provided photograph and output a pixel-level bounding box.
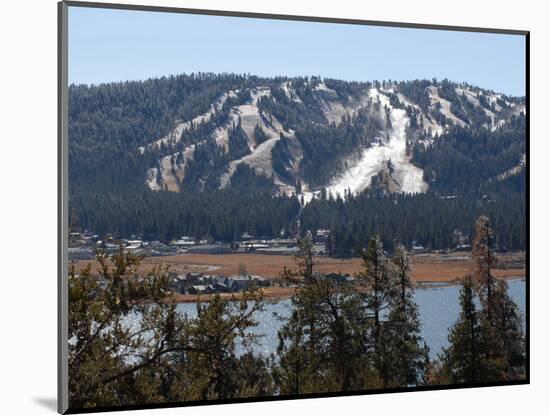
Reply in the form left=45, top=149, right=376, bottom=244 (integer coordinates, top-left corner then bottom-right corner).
left=58, top=1, right=529, bottom=413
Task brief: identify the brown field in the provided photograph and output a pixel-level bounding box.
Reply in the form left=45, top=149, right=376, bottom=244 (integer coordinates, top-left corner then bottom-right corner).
left=73, top=251, right=525, bottom=283
left=171, top=286, right=297, bottom=303
left=71, top=251, right=525, bottom=303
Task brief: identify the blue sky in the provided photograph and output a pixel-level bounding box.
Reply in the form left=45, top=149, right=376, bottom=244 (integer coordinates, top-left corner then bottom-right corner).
left=68, top=6, right=526, bottom=96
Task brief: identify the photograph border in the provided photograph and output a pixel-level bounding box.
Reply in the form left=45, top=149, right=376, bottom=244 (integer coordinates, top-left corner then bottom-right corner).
left=57, top=1, right=530, bottom=413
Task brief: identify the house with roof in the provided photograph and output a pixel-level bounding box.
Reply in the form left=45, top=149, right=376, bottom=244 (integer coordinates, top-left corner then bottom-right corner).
left=188, top=285, right=214, bottom=295
left=167, top=274, right=188, bottom=294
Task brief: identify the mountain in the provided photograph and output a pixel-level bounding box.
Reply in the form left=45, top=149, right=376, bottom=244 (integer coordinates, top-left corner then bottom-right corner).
left=68, top=73, right=526, bottom=251
left=130, top=76, right=525, bottom=197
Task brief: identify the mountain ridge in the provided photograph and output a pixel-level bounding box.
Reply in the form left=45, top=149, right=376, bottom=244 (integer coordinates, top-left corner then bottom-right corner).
left=131, top=74, right=525, bottom=198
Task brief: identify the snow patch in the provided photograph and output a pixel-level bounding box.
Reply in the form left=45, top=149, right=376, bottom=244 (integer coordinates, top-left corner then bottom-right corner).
left=463, top=87, right=497, bottom=116
left=428, top=86, right=467, bottom=128
left=319, top=88, right=428, bottom=198
left=281, top=81, right=302, bottom=103
left=299, top=190, right=320, bottom=205
left=456, top=87, right=481, bottom=107
left=314, top=82, right=335, bottom=94
left=220, top=136, right=281, bottom=188
left=512, top=102, right=526, bottom=116
left=397, top=93, right=443, bottom=137
left=316, top=84, right=371, bottom=126
left=218, top=88, right=296, bottom=189
left=456, top=87, right=496, bottom=128
left=148, top=87, right=281, bottom=192
left=145, top=168, right=161, bottom=191
left=497, top=154, right=525, bottom=181
left=149, top=91, right=238, bottom=150
left=485, top=93, right=503, bottom=112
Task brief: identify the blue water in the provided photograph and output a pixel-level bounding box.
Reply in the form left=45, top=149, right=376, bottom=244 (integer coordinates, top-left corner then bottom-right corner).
left=175, top=278, right=526, bottom=359
left=415, top=278, right=526, bottom=358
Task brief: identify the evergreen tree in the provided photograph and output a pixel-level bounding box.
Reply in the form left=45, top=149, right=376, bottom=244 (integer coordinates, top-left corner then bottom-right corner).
left=439, top=275, right=492, bottom=384
left=439, top=215, right=526, bottom=384
left=275, top=234, right=372, bottom=393
left=356, top=239, right=429, bottom=387
left=168, top=294, right=269, bottom=401
left=68, top=249, right=181, bottom=408
left=357, top=237, right=393, bottom=360
left=472, top=215, right=526, bottom=381
left=472, top=215, right=497, bottom=318
left=489, top=279, right=526, bottom=380
left=68, top=249, right=271, bottom=408
left=382, top=244, right=429, bottom=386
left=253, top=123, right=269, bottom=145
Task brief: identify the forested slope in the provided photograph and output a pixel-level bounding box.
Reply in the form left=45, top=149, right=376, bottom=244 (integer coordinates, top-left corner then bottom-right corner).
left=69, top=73, right=526, bottom=252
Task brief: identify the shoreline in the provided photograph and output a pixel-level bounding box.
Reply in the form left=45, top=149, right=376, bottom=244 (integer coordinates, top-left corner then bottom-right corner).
left=168, top=274, right=526, bottom=304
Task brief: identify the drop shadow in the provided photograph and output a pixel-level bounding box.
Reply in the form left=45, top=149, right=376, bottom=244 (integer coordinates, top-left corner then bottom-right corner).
left=34, top=397, right=57, bottom=412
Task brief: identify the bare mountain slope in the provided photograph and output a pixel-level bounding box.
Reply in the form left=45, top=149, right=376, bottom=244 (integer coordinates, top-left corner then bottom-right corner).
left=140, top=77, right=525, bottom=198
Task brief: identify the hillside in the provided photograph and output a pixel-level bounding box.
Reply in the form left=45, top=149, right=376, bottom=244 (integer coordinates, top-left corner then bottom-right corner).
left=68, top=73, right=526, bottom=252
left=132, top=77, right=525, bottom=197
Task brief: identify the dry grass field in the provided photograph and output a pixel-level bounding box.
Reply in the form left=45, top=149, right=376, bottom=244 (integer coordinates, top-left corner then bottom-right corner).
left=73, top=251, right=525, bottom=282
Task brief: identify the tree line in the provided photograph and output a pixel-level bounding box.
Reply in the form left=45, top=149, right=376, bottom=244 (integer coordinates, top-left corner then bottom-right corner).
left=71, top=186, right=301, bottom=242
left=301, top=185, right=526, bottom=254
left=71, top=181, right=525, bottom=253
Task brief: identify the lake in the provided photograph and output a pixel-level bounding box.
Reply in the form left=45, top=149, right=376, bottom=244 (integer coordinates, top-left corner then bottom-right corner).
left=174, top=278, right=526, bottom=359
